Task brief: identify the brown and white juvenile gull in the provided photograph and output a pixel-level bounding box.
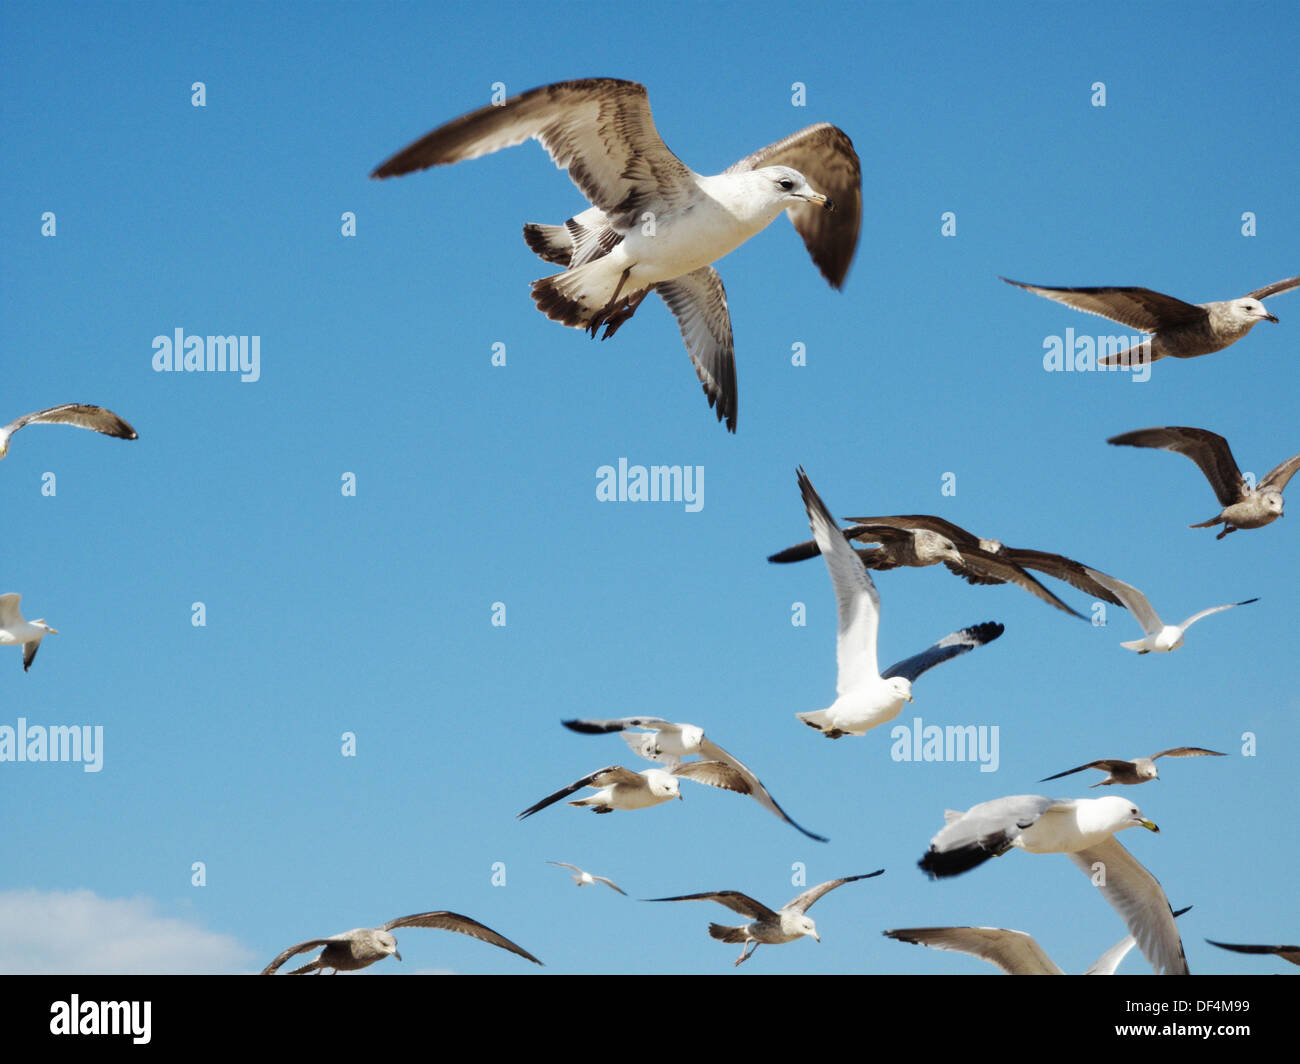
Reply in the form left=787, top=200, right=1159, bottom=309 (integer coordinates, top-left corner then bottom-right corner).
left=1108, top=426, right=1300, bottom=538
left=1204, top=940, right=1300, bottom=967
left=770, top=513, right=1124, bottom=619
left=371, top=78, right=862, bottom=432
left=1041, top=747, right=1226, bottom=786
left=0, top=594, right=58, bottom=672
left=260, top=911, right=542, bottom=973
left=547, top=862, right=627, bottom=895
left=884, top=905, right=1191, bottom=975
left=917, top=794, right=1188, bottom=975
left=790, top=470, right=1004, bottom=739
left=1, top=404, right=137, bottom=459
left=1082, top=567, right=1257, bottom=654
left=559, top=716, right=828, bottom=840
left=1001, top=274, right=1300, bottom=367
left=647, top=871, right=883, bottom=966
left=517, top=761, right=750, bottom=819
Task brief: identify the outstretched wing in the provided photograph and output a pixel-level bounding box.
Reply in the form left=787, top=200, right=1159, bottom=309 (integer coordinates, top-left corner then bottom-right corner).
left=884, top=926, right=1063, bottom=975
left=261, top=937, right=334, bottom=975
left=1039, top=759, right=1129, bottom=782
left=1244, top=275, right=1300, bottom=301
left=1107, top=426, right=1244, bottom=508
left=1259, top=453, right=1300, bottom=495
left=5, top=403, right=138, bottom=442
left=644, top=890, right=777, bottom=922
left=697, top=737, right=828, bottom=843
left=657, top=267, right=737, bottom=432
left=1000, top=278, right=1206, bottom=332
left=783, top=870, right=884, bottom=915
left=881, top=622, right=1004, bottom=683
left=371, top=79, right=696, bottom=227
left=1149, top=747, right=1226, bottom=761
left=517, top=765, right=642, bottom=819
left=380, top=911, right=542, bottom=965
left=725, top=124, right=861, bottom=288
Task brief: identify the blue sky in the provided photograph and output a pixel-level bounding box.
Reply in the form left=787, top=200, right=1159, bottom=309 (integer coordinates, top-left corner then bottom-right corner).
left=0, top=0, right=1296, bottom=977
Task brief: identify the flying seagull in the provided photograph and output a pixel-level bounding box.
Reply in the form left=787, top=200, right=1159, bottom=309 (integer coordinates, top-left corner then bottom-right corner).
left=647, top=871, right=883, bottom=966
left=885, top=906, right=1192, bottom=975
left=260, top=911, right=542, bottom=973
left=1204, top=940, right=1300, bottom=967
left=1041, top=747, right=1226, bottom=786
left=1, top=404, right=137, bottom=460
left=1001, top=275, right=1300, bottom=367
left=791, top=470, right=1003, bottom=738
left=560, top=716, right=828, bottom=841
left=371, top=78, right=861, bottom=432
left=0, top=594, right=58, bottom=672
left=547, top=861, right=627, bottom=895
left=1108, top=426, right=1300, bottom=538
left=517, top=761, right=750, bottom=819
left=1082, top=567, right=1257, bottom=654
left=917, top=794, right=1187, bottom=975
left=770, top=513, right=1124, bottom=618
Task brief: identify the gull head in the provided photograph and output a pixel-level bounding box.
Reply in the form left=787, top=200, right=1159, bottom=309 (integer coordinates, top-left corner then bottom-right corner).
left=915, top=529, right=964, bottom=567
left=679, top=724, right=706, bottom=751
left=376, top=930, right=401, bottom=962
left=786, top=913, right=820, bottom=942
left=33, top=620, right=59, bottom=636
left=1098, top=795, right=1159, bottom=834
left=888, top=676, right=914, bottom=703
left=759, top=166, right=833, bottom=212
left=1259, top=490, right=1285, bottom=516
left=1233, top=297, right=1278, bottom=325
left=645, top=770, right=682, bottom=801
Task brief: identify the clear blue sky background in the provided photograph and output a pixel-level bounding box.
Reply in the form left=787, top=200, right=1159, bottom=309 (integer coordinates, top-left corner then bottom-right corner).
left=1, top=0, right=1295, bottom=976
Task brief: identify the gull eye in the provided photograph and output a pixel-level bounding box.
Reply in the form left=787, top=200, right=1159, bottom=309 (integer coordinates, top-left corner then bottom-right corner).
left=778, top=179, right=794, bottom=191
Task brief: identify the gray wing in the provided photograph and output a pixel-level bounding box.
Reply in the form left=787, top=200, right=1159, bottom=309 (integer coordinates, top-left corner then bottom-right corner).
left=919, top=795, right=1060, bottom=878
left=1107, top=426, right=1244, bottom=507
left=798, top=469, right=881, bottom=694
left=1000, top=278, right=1207, bottom=331
left=0, top=594, right=22, bottom=628
left=767, top=525, right=908, bottom=566
left=726, top=123, right=861, bottom=288
left=22, top=641, right=41, bottom=671
left=1040, top=759, right=1131, bottom=782
left=884, top=926, right=1064, bottom=975
left=1244, top=275, right=1300, bottom=301
left=517, top=765, right=641, bottom=819
left=1088, top=905, right=1192, bottom=976
left=672, top=760, right=751, bottom=794
left=783, top=870, right=884, bottom=914
left=371, top=79, right=696, bottom=226
left=1204, top=940, right=1300, bottom=966
left=1259, top=453, right=1300, bottom=495
left=644, top=890, right=777, bottom=922
left=261, top=937, right=334, bottom=975
left=1066, top=837, right=1189, bottom=975
left=380, top=911, right=542, bottom=965
left=6, top=403, right=138, bottom=441
left=697, top=738, right=828, bottom=842
left=881, top=622, right=1004, bottom=683
left=1149, top=747, right=1226, bottom=761
left=944, top=550, right=1086, bottom=618
left=656, top=267, right=737, bottom=432
left=591, top=876, right=628, bottom=896
left=1082, top=567, right=1162, bottom=635
left=997, top=548, right=1127, bottom=608
left=561, top=717, right=676, bottom=735
left=843, top=514, right=982, bottom=548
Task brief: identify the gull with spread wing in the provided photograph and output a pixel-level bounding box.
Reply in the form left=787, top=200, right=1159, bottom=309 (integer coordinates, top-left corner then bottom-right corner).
left=1082, top=567, right=1257, bottom=654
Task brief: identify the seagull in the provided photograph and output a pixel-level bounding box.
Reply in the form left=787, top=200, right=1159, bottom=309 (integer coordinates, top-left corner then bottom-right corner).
left=547, top=861, right=627, bottom=896
left=1, top=404, right=137, bottom=459
left=517, top=761, right=750, bottom=819
left=646, top=871, right=883, bottom=966
left=791, top=470, right=1003, bottom=738
left=559, top=716, right=828, bottom=841
left=260, top=911, right=542, bottom=973
left=885, top=906, right=1192, bottom=975
left=1082, top=567, right=1257, bottom=654
left=371, top=78, right=862, bottom=432
left=1204, top=940, right=1300, bottom=967
left=1002, top=275, right=1300, bottom=367
left=917, top=794, right=1187, bottom=975
left=1041, top=747, right=1227, bottom=786
left=770, top=513, right=1125, bottom=619
left=1108, top=426, right=1300, bottom=538
left=0, top=594, right=58, bottom=672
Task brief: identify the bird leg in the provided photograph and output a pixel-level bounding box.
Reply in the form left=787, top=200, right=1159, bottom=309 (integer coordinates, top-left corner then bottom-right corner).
left=734, top=942, right=759, bottom=967
left=1216, top=525, right=1236, bottom=540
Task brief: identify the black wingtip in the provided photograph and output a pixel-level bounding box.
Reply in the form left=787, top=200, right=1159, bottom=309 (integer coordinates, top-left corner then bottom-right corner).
left=918, top=845, right=993, bottom=879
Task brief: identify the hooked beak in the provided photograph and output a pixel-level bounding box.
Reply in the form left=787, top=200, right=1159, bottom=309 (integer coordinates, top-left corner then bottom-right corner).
left=677, top=792, right=683, bottom=800
left=1264, top=312, right=1279, bottom=323
left=1138, top=818, right=1159, bottom=833
left=813, top=933, right=821, bottom=943
left=48, top=627, right=60, bottom=635
left=905, top=692, right=914, bottom=703
left=804, top=192, right=833, bottom=212
left=394, top=950, right=402, bottom=962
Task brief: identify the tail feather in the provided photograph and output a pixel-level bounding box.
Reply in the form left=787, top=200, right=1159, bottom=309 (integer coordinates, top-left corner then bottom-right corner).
left=523, top=223, right=572, bottom=266
left=708, top=923, right=747, bottom=944
left=1100, top=339, right=1161, bottom=368
left=1188, top=514, right=1223, bottom=529
left=531, top=262, right=651, bottom=337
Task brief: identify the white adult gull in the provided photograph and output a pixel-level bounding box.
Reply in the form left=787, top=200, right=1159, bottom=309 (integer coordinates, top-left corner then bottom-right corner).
left=1002, top=274, right=1300, bottom=367
left=517, top=761, right=750, bottom=819
left=917, top=794, right=1188, bottom=975
left=260, top=910, right=542, bottom=973
left=792, top=469, right=1004, bottom=738
left=1082, top=567, right=1257, bottom=654
left=1108, top=426, right=1300, bottom=538
left=547, top=861, right=627, bottom=895
left=884, top=906, right=1191, bottom=975
left=647, top=871, right=883, bottom=966
left=1, top=404, right=137, bottom=460
left=559, top=716, right=828, bottom=841
left=371, top=78, right=862, bottom=432
left=1041, top=746, right=1226, bottom=786
left=0, top=594, right=58, bottom=672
